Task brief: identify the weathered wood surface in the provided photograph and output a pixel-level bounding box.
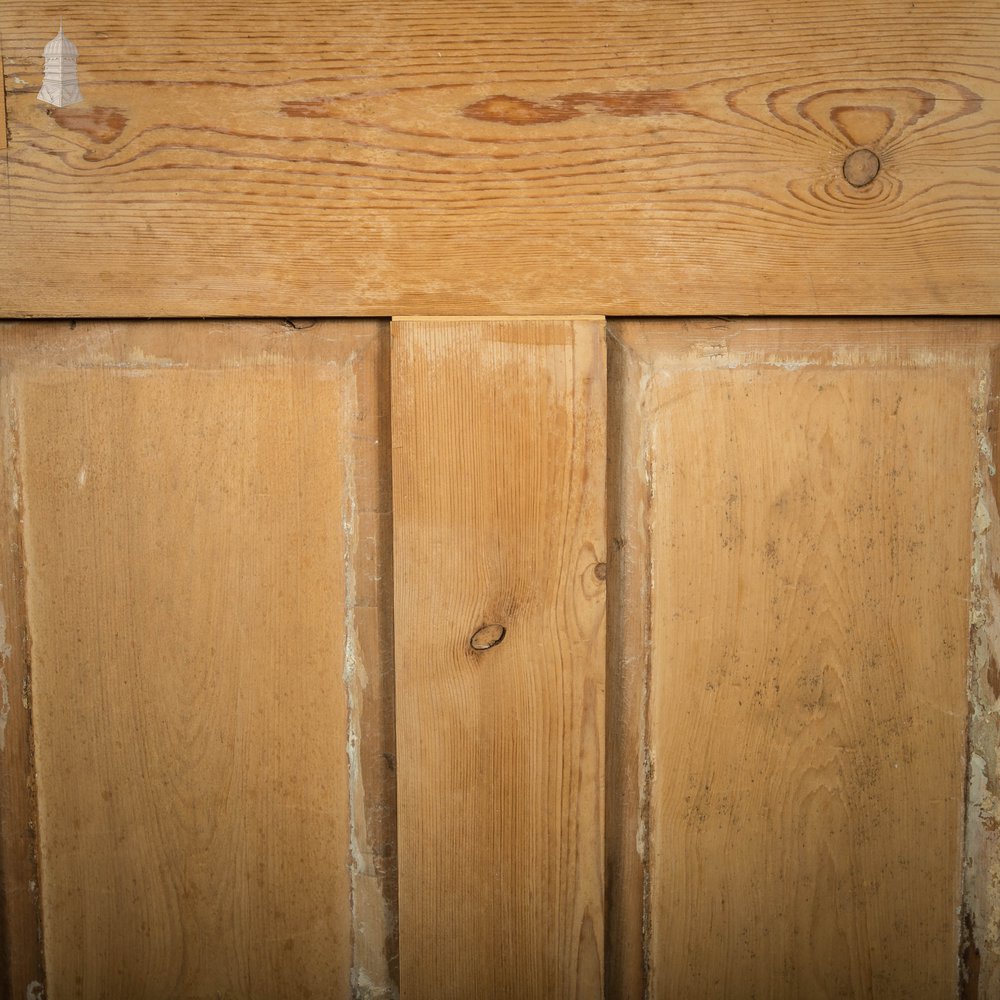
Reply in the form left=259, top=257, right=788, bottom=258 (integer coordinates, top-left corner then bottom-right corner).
left=391, top=317, right=606, bottom=999
left=607, top=318, right=992, bottom=998
left=0, top=319, right=395, bottom=999
left=0, top=371, right=45, bottom=1000
left=963, top=343, right=1000, bottom=1000
left=1, top=3, right=999, bottom=317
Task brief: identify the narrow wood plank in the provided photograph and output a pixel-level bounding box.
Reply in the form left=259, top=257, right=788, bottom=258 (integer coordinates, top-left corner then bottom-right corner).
left=1, top=2, right=999, bottom=316
left=609, top=318, right=983, bottom=998
left=962, top=344, right=1000, bottom=1000
left=391, top=317, right=606, bottom=999
left=0, top=34, right=8, bottom=150
left=0, top=373, right=45, bottom=1000
left=1, top=319, right=394, bottom=999
left=604, top=333, right=648, bottom=1000
left=343, top=322, right=400, bottom=998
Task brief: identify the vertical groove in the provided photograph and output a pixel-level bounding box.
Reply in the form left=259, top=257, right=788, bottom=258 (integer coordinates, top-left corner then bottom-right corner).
left=604, top=325, right=649, bottom=1000
left=0, top=373, right=45, bottom=998
left=961, top=347, right=1000, bottom=999
left=376, top=323, right=400, bottom=995
left=344, top=322, right=399, bottom=999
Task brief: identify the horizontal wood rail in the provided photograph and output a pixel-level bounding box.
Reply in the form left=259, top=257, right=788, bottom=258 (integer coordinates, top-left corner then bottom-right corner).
left=1, top=2, right=999, bottom=317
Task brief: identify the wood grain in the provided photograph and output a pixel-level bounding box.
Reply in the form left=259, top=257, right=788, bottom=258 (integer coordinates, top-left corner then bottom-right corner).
left=608, top=318, right=986, bottom=998
left=1, top=2, right=999, bottom=316
left=391, top=317, right=606, bottom=999
left=0, top=319, right=395, bottom=999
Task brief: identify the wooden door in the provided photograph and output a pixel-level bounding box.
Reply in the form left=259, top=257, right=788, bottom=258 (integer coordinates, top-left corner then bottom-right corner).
left=2, top=3, right=999, bottom=999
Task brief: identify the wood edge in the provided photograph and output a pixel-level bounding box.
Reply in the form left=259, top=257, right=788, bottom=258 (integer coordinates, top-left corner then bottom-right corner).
left=391, top=316, right=605, bottom=323
left=0, top=36, right=8, bottom=151
left=605, top=328, right=650, bottom=1000
left=344, top=324, right=398, bottom=998
left=610, top=318, right=1000, bottom=366
left=581, top=316, right=610, bottom=990
left=962, top=345, right=1000, bottom=999
left=0, top=319, right=388, bottom=369
left=0, top=372, right=45, bottom=999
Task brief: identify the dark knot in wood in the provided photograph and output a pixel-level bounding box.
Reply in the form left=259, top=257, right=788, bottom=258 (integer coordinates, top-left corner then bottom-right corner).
left=470, top=624, right=507, bottom=651
left=843, top=148, right=881, bottom=187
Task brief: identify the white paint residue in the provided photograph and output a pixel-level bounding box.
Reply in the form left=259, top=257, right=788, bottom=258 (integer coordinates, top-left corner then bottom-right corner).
left=26, top=979, right=45, bottom=1000
left=0, top=593, right=10, bottom=748
left=0, top=596, right=11, bottom=663
left=975, top=496, right=992, bottom=535
left=0, top=666, right=9, bottom=751
left=77, top=465, right=88, bottom=489
left=981, top=429, right=997, bottom=477
left=970, top=752, right=989, bottom=811
left=37, top=22, right=83, bottom=108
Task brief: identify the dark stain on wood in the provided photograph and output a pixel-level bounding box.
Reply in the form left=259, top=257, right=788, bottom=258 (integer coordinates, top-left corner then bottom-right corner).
left=961, top=910, right=981, bottom=1000
left=988, top=653, right=1000, bottom=702
left=462, top=89, right=687, bottom=125
left=48, top=106, right=128, bottom=144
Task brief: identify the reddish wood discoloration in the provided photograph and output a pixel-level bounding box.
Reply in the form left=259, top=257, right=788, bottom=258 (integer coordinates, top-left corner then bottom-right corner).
left=48, top=105, right=128, bottom=144
left=463, top=89, right=687, bottom=125
left=279, top=98, right=337, bottom=118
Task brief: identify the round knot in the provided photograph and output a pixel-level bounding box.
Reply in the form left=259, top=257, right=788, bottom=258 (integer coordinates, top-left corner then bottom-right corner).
left=843, top=149, right=881, bottom=188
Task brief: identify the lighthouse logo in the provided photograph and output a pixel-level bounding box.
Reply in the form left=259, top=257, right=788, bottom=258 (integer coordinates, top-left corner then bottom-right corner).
left=38, top=22, right=83, bottom=108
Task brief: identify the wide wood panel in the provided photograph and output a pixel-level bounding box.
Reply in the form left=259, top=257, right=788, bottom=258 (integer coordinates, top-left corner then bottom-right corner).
left=2, top=2, right=999, bottom=317
left=391, top=317, right=606, bottom=999
left=608, top=319, right=988, bottom=998
left=0, top=320, right=395, bottom=1000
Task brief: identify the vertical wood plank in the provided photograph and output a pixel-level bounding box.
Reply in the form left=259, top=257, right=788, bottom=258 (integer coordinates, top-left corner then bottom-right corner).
left=963, top=344, right=1000, bottom=1000
left=0, top=320, right=394, bottom=999
left=609, top=319, right=984, bottom=999
left=605, top=334, right=648, bottom=1000
left=0, top=38, right=8, bottom=151
left=391, top=317, right=606, bottom=1000
left=344, top=324, right=400, bottom=998
left=0, top=372, right=45, bottom=1000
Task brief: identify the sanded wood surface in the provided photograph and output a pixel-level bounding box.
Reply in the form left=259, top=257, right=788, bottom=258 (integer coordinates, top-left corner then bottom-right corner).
left=1, top=2, right=999, bottom=317
left=608, top=319, right=986, bottom=998
left=391, top=317, right=606, bottom=999
left=0, top=319, right=394, bottom=999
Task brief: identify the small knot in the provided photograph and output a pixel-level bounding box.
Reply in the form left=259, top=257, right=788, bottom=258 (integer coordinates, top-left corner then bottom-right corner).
left=470, top=624, right=506, bottom=651
left=843, top=149, right=880, bottom=188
